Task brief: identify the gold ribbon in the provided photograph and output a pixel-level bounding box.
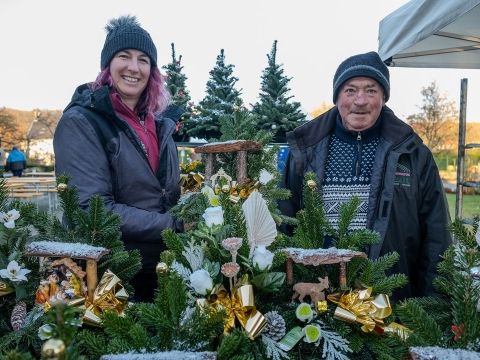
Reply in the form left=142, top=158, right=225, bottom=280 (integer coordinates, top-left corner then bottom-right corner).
left=0, top=281, right=14, bottom=297
left=327, top=287, right=392, bottom=333
left=82, top=270, right=129, bottom=326
left=180, top=160, right=202, bottom=173
left=179, top=172, right=204, bottom=193
left=205, top=284, right=266, bottom=339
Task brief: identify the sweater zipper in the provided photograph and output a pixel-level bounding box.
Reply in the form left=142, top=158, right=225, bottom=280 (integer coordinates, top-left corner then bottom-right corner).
left=356, top=132, right=362, bottom=176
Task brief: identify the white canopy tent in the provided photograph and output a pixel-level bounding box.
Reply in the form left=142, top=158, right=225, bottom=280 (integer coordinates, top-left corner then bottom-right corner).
left=378, top=0, right=480, bottom=69
left=378, top=0, right=480, bottom=221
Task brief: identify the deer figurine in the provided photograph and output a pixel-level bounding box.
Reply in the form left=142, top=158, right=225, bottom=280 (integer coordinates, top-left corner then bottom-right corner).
left=292, top=276, right=329, bottom=305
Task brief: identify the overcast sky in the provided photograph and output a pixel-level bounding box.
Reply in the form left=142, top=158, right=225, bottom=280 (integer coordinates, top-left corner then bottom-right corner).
left=1, top=0, right=480, bottom=122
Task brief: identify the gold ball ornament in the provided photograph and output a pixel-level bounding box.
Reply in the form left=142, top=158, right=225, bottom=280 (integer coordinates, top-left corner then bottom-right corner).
left=42, top=338, right=65, bottom=360
left=221, top=184, right=230, bottom=194
left=307, top=180, right=317, bottom=190
left=57, top=183, right=68, bottom=192
left=156, top=262, right=169, bottom=274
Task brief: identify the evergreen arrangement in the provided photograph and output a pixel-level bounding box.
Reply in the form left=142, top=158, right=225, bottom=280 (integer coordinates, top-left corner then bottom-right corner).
left=252, top=41, right=306, bottom=143
left=392, top=219, right=480, bottom=352
left=188, top=49, right=243, bottom=141
left=162, top=43, right=194, bottom=142
left=0, top=176, right=142, bottom=357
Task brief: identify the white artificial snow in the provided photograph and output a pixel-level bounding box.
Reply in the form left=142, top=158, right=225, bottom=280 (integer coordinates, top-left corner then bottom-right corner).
left=25, top=241, right=108, bottom=260
left=99, top=351, right=217, bottom=360
left=410, top=346, right=480, bottom=360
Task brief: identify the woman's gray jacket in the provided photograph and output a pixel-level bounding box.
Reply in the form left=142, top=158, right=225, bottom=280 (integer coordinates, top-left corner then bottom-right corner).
left=54, top=84, right=181, bottom=267
left=279, top=106, right=451, bottom=300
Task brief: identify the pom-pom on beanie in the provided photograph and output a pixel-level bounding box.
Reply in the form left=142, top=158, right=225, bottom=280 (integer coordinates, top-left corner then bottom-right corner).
left=332, top=51, right=390, bottom=103
left=100, top=15, right=157, bottom=69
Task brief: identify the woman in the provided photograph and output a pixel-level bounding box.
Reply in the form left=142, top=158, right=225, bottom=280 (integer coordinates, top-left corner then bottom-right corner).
left=54, top=15, right=181, bottom=301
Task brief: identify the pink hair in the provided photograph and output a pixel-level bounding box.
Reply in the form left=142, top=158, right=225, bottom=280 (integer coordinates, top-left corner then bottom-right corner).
left=92, top=65, right=170, bottom=115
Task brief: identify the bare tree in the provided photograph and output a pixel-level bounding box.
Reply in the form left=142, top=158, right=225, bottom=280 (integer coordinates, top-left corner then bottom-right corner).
left=0, top=107, right=21, bottom=147
left=407, top=81, right=457, bottom=153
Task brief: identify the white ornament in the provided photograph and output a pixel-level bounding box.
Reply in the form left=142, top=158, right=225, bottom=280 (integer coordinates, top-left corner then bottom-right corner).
left=242, top=191, right=277, bottom=258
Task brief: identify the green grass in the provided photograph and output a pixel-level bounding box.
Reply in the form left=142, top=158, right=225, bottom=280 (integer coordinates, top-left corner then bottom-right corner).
left=446, top=193, right=480, bottom=220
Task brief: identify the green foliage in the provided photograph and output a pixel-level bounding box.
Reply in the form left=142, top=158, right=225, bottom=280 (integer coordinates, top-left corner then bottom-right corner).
left=392, top=220, right=480, bottom=351
left=217, top=329, right=252, bottom=360
left=188, top=49, right=243, bottom=141
left=252, top=40, right=306, bottom=143
left=51, top=177, right=142, bottom=289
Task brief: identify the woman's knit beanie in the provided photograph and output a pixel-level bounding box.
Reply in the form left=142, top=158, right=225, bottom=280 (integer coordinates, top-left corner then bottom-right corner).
left=100, top=15, right=157, bottom=69
left=332, top=51, right=390, bottom=103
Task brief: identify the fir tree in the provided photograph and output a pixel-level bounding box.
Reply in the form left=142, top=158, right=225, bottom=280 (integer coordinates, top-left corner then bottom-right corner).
left=188, top=49, right=242, bottom=141
left=162, top=43, right=193, bottom=142
left=252, top=40, right=306, bottom=143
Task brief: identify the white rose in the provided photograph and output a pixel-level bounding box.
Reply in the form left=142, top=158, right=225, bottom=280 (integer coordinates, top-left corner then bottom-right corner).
left=252, top=245, right=274, bottom=271
left=189, top=269, right=213, bottom=295
left=259, top=169, right=274, bottom=185
left=202, top=206, right=224, bottom=227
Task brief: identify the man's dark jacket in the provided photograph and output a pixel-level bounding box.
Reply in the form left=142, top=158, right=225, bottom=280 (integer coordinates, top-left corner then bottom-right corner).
left=279, top=106, right=451, bottom=300
left=54, top=84, right=181, bottom=269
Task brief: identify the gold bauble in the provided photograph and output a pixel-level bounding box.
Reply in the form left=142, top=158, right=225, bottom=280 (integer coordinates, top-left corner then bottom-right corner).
left=156, top=262, right=169, bottom=274
left=307, top=180, right=317, bottom=189
left=42, top=338, right=65, bottom=359
left=221, top=184, right=230, bottom=193
left=57, top=183, right=68, bottom=192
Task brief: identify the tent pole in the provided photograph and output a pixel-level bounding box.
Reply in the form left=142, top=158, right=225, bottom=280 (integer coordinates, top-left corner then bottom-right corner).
left=455, top=78, right=468, bottom=221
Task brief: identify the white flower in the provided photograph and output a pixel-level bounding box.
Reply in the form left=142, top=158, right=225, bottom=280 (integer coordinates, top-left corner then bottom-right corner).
left=38, top=324, right=54, bottom=340
left=202, top=206, right=224, bottom=227
left=252, top=245, right=274, bottom=271
left=0, top=260, right=31, bottom=282
left=296, top=302, right=314, bottom=322
left=303, top=324, right=321, bottom=343
left=0, top=209, right=20, bottom=229
left=189, top=269, right=213, bottom=295
left=259, top=169, right=274, bottom=185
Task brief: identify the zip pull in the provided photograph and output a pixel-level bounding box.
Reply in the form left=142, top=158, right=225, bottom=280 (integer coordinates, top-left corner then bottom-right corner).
left=356, top=132, right=362, bottom=176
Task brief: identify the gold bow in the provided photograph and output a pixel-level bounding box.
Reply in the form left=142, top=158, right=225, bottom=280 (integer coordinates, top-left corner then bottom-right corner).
left=82, top=270, right=129, bottom=326
left=180, top=172, right=204, bottom=193
left=0, top=281, right=14, bottom=297
left=206, top=283, right=266, bottom=339
left=327, top=287, right=392, bottom=333
left=180, top=160, right=202, bottom=173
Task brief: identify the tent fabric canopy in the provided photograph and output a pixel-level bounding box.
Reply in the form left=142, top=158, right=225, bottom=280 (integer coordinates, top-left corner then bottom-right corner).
left=378, top=0, right=480, bottom=69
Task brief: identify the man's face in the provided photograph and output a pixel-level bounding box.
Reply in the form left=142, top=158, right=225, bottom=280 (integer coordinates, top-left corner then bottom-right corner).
left=337, top=77, right=385, bottom=132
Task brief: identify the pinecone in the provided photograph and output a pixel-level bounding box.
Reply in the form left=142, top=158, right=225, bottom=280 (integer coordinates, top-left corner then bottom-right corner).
left=11, top=301, right=27, bottom=331
left=263, top=311, right=286, bottom=341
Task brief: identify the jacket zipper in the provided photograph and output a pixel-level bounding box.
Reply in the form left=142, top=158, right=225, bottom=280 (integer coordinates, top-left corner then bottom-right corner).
left=356, top=132, right=362, bottom=176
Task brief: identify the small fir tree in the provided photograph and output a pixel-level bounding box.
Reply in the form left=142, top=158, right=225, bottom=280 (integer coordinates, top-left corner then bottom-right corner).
left=252, top=40, right=306, bottom=143
left=188, top=49, right=243, bottom=141
left=162, top=43, right=194, bottom=142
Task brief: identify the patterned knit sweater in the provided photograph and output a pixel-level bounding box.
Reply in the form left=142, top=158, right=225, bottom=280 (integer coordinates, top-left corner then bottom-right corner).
left=322, top=116, right=381, bottom=230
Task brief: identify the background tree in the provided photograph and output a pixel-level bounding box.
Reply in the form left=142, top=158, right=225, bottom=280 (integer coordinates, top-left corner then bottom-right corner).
left=252, top=40, right=306, bottom=143
left=407, top=81, right=457, bottom=153
left=0, top=108, right=21, bottom=148
left=188, top=49, right=242, bottom=141
left=162, top=43, right=193, bottom=142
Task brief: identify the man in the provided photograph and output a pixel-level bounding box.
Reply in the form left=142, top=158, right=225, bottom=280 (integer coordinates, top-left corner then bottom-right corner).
left=279, top=51, right=451, bottom=300
left=5, top=146, right=27, bottom=177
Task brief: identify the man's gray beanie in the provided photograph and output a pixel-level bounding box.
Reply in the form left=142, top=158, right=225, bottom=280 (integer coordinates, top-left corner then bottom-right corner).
left=332, top=51, right=390, bottom=103
left=100, top=15, right=157, bottom=69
